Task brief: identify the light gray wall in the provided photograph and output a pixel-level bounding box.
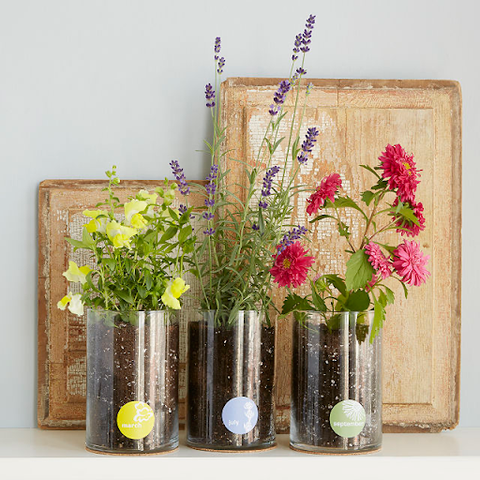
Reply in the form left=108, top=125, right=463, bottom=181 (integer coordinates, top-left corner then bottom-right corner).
left=0, top=0, right=478, bottom=428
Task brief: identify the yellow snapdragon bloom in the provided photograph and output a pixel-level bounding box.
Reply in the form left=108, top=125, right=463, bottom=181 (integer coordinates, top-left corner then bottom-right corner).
left=130, top=213, right=148, bottom=229
left=57, top=292, right=84, bottom=316
left=137, top=190, right=158, bottom=205
left=63, top=261, right=92, bottom=284
left=124, top=199, right=148, bottom=224
left=83, top=209, right=108, bottom=234
left=161, top=277, right=190, bottom=310
left=106, top=220, right=137, bottom=249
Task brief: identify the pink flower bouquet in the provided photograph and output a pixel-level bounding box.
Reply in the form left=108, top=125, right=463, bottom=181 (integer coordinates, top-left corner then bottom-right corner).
left=278, top=144, right=430, bottom=342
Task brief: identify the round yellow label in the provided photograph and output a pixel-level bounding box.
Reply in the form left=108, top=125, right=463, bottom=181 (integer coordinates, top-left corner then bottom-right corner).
left=116, top=401, right=155, bottom=439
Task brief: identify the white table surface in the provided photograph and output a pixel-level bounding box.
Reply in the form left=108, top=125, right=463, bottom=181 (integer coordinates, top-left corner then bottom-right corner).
left=0, top=428, right=479, bottom=480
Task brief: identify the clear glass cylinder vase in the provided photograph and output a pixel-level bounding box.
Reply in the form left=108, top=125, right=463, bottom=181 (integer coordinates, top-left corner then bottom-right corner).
left=187, top=310, right=276, bottom=451
left=290, top=311, right=382, bottom=454
left=86, top=309, right=179, bottom=455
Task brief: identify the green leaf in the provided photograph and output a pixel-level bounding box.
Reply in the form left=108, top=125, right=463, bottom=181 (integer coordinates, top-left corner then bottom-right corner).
left=384, top=286, right=395, bottom=305
left=370, top=298, right=385, bottom=343
left=345, top=290, right=370, bottom=311
left=361, top=190, right=375, bottom=206
left=137, top=285, right=147, bottom=299
left=321, top=274, right=347, bottom=296
left=281, top=294, right=312, bottom=315
left=178, top=225, right=192, bottom=244
left=326, top=313, right=342, bottom=332
left=326, top=197, right=368, bottom=221
left=65, top=237, right=86, bottom=250
left=360, top=164, right=381, bottom=180
left=82, top=228, right=95, bottom=249
left=309, top=214, right=337, bottom=223
left=395, top=205, right=420, bottom=226
left=145, top=271, right=153, bottom=290
left=160, top=226, right=177, bottom=243
left=101, top=258, right=116, bottom=271
left=115, top=289, right=134, bottom=304
left=345, top=250, right=375, bottom=291
left=258, top=208, right=265, bottom=235
left=311, top=282, right=327, bottom=312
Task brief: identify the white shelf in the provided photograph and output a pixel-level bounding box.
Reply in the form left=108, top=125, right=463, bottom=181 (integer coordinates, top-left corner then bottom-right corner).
left=0, top=429, right=479, bottom=480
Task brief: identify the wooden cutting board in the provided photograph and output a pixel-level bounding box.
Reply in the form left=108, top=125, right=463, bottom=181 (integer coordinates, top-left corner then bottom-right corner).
left=220, top=78, right=461, bottom=432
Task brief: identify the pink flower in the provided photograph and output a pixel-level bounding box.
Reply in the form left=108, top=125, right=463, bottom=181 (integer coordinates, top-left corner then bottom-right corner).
left=379, top=144, right=420, bottom=203
left=392, top=198, right=426, bottom=237
left=306, top=173, right=342, bottom=216
left=366, top=273, right=378, bottom=292
left=365, top=243, right=392, bottom=280
left=392, top=240, right=430, bottom=287
left=270, top=241, right=315, bottom=288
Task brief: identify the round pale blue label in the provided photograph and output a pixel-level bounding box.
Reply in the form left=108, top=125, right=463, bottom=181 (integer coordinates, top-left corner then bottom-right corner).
left=222, top=397, right=258, bottom=434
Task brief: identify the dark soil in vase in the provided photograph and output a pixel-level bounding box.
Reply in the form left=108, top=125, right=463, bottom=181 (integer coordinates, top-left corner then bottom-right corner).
left=86, top=317, right=179, bottom=453
left=187, top=319, right=275, bottom=450
left=291, top=319, right=381, bottom=451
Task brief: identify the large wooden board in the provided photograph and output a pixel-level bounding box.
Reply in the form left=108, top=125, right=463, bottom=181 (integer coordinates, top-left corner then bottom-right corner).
left=221, top=78, right=462, bottom=432
left=38, top=180, right=204, bottom=428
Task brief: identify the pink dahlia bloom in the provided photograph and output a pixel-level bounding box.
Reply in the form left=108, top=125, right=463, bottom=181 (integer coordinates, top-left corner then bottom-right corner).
left=306, top=173, right=342, bottom=216
left=392, top=198, right=426, bottom=237
left=270, top=241, right=315, bottom=288
left=365, top=243, right=392, bottom=280
left=379, top=144, right=420, bottom=203
left=392, top=240, right=430, bottom=287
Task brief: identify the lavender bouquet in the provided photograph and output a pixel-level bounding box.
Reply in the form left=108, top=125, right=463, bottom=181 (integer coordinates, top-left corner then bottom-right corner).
left=173, top=16, right=319, bottom=325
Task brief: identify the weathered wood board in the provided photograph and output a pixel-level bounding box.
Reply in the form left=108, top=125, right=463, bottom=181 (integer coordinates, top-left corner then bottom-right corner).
left=38, top=180, right=204, bottom=429
left=221, top=78, right=462, bottom=432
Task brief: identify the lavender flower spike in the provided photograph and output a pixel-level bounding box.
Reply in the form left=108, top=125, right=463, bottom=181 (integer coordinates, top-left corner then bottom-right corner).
left=297, top=127, right=319, bottom=164
left=205, top=164, right=219, bottom=196
left=259, top=165, right=280, bottom=209
left=217, top=57, right=225, bottom=74
left=278, top=225, right=308, bottom=253
left=214, top=36, right=221, bottom=60
left=170, top=160, right=190, bottom=195
left=205, top=83, right=215, bottom=108
left=301, top=14, right=316, bottom=53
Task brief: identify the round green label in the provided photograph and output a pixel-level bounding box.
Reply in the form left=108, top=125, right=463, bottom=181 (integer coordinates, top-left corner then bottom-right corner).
left=329, top=400, right=366, bottom=438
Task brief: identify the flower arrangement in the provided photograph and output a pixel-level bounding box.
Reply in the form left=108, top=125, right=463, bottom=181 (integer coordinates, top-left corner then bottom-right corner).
left=57, top=166, right=194, bottom=317
left=279, top=144, right=430, bottom=341
left=172, top=15, right=319, bottom=325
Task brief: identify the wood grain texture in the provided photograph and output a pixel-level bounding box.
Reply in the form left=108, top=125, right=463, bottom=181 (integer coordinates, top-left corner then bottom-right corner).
left=220, top=78, right=462, bottom=433
left=38, top=180, right=204, bottom=429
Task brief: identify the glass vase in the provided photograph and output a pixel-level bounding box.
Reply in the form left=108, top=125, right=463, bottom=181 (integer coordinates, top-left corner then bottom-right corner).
left=86, top=309, right=179, bottom=454
left=290, top=311, right=382, bottom=454
left=187, top=310, right=276, bottom=451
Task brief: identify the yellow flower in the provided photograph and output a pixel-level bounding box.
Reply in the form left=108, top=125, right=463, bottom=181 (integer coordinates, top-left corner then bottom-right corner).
left=57, top=292, right=84, bottom=316
left=130, top=213, right=148, bottom=229
left=63, top=261, right=92, bottom=284
left=161, top=277, right=190, bottom=310
left=137, top=190, right=158, bottom=205
left=83, top=210, right=108, bottom=233
left=124, top=199, right=148, bottom=225
left=106, top=220, right=137, bottom=249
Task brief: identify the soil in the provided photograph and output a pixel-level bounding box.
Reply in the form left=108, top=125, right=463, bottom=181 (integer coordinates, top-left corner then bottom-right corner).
left=291, top=321, right=381, bottom=451
left=187, top=320, right=275, bottom=450
left=86, top=316, right=179, bottom=453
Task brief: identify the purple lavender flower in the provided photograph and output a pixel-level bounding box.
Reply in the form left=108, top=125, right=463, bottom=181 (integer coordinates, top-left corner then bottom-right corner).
left=296, top=67, right=307, bottom=76
left=204, top=228, right=215, bottom=236
left=179, top=204, right=188, bottom=215
left=297, top=127, right=319, bottom=164
left=278, top=225, right=308, bottom=253
left=205, top=83, right=215, bottom=108
left=205, top=198, right=215, bottom=207
left=170, top=160, right=190, bottom=195
left=269, top=104, right=280, bottom=116
left=217, top=57, right=225, bottom=74
left=202, top=212, right=214, bottom=220
left=252, top=223, right=259, bottom=231
left=292, top=33, right=302, bottom=61
left=214, top=37, right=221, bottom=58
left=259, top=166, right=280, bottom=209
left=301, top=14, right=316, bottom=53
left=273, top=80, right=291, bottom=106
